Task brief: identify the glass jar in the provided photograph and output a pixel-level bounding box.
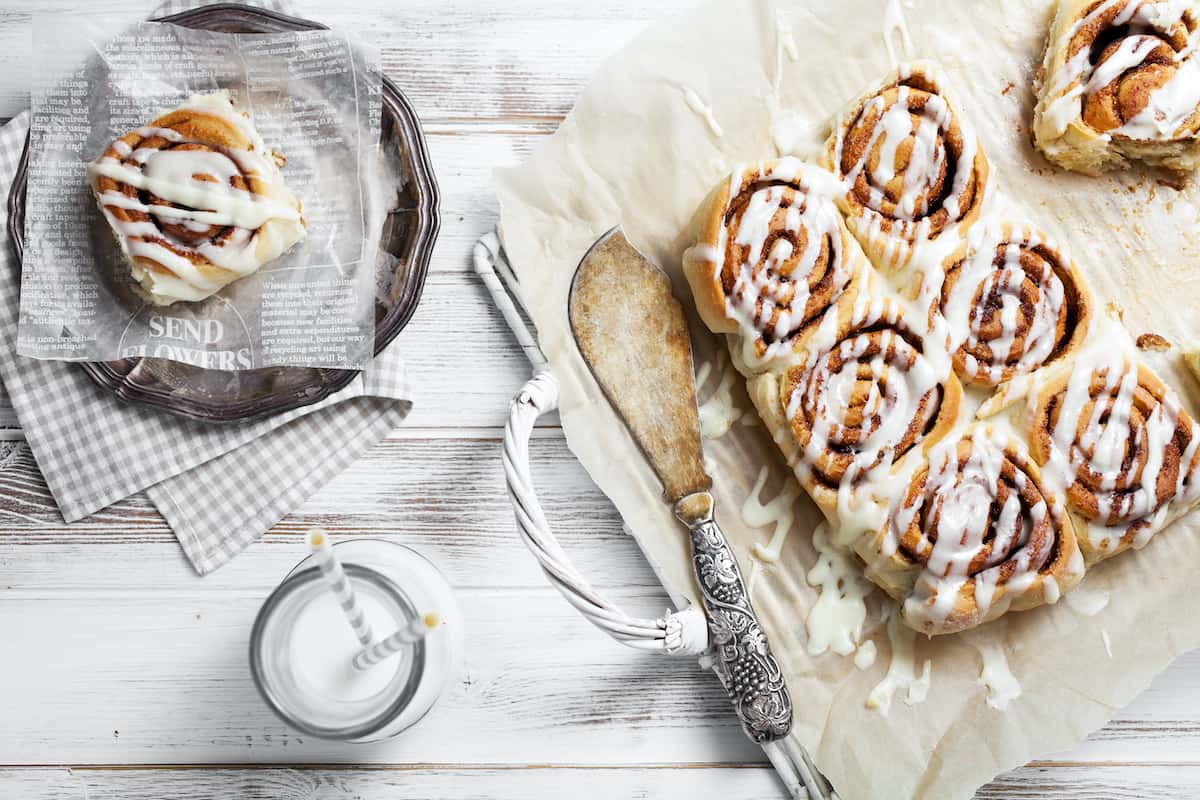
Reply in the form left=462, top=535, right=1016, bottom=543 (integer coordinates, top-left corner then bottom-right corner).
left=250, top=539, right=462, bottom=741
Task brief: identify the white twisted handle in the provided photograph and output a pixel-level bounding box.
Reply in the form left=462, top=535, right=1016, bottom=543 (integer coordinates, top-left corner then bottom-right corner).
left=480, top=230, right=831, bottom=799
left=502, top=370, right=709, bottom=655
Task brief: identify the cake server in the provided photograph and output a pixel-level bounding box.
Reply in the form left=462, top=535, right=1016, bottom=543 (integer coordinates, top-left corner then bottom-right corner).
left=568, top=226, right=792, bottom=743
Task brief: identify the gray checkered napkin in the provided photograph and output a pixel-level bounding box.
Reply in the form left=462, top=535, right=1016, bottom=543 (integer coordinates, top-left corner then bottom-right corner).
left=0, top=87, right=412, bottom=573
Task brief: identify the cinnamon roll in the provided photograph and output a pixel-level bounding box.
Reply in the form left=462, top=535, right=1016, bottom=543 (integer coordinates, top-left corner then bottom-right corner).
left=935, top=223, right=1091, bottom=387
left=1029, top=350, right=1200, bottom=561
left=88, top=91, right=306, bottom=306
left=1034, top=0, right=1200, bottom=174
left=684, top=158, right=868, bottom=372
left=862, top=427, right=1084, bottom=636
left=823, top=60, right=990, bottom=272
left=748, top=298, right=963, bottom=519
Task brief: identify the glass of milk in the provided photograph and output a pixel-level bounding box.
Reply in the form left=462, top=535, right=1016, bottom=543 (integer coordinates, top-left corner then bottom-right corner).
left=249, top=538, right=462, bottom=740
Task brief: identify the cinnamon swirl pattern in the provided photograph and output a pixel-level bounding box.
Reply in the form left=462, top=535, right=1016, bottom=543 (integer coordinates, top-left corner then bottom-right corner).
left=1035, top=0, right=1200, bottom=174
left=684, top=158, right=866, bottom=372
left=864, top=428, right=1084, bottom=636
left=1029, top=350, right=1200, bottom=561
left=824, top=61, right=990, bottom=271
left=780, top=300, right=962, bottom=516
left=935, top=224, right=1091, bottom=387
left=88, top=92, right=306, bottom=305
left=687, top=60, right=1200, bottom=636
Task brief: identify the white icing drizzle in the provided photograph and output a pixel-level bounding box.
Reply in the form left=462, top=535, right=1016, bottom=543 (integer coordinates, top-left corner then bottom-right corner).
left=1040, top=0, right=1200, bottom=140
left=770, top=109, right=826, bottom=160
left=1039, top=332, right=1200, bottom=554
left=785, top=295, right=954, bottom=545
left=696, top=355, right=743, bottom=438
left=936, top=225, right=1076, bottom=385
left=971, top=637, right=1022, bottom=710
left=853, top=638, right=877, bottom=669
left=704, top=158, right=853, bottom=369
left=804, top=522, right=874, bottom=656
left=886, top=427, right=1077, bottom=633
left=87, top=92, right=303, bottom=303
left=833, top=62, right=983, bottom=265
left=1102, top=628, right=1114, bottom=658
left=883, top=0, right=915, bottom=68
left=745, top=466, right=802, bottom=562
left=682, top=87, right=724, bottom=139
left=866, top=611, right=931, bottom=714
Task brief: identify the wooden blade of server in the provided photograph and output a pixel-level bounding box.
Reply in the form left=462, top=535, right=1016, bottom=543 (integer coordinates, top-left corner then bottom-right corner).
left=568, top=227, right=710, bottom=504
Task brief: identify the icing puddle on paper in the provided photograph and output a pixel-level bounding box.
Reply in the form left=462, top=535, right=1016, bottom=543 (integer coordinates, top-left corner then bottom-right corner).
left=867, top=612, right=932, bottom=714
left=1065, top=582, right=1110, bottom=616
left=746, top=466, right=801, bottom=562
left=770, top=109, right=826, bottom=161
left=853, top=638, right=877, bottom=670
left=696, top=356, right=743, bottom=438
left=804, top=522, right=873, bottom=658
left=969, top=636, right=1022, bottom=710
left=741, top=466, right=798, bottom=598
left=739, top=472, right=878, bottom=669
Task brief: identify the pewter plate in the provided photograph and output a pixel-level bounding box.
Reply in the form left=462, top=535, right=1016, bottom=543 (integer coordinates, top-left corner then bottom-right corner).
left=7, top=2, right=439, bottom=423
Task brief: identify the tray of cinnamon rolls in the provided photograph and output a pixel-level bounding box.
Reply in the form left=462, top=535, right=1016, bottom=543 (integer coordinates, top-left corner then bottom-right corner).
left=683, top=53, right=1200, bottom=637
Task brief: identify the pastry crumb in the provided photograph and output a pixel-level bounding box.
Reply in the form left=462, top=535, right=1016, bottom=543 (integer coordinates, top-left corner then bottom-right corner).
left=1105, top=301, right=1124, bottom=321
left=1001, top=81, right=1016, bottom=96
left=1136, top=333, right=1171, bottom=352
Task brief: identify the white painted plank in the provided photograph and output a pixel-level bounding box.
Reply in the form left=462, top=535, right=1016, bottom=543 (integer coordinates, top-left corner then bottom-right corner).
left=6, top=764, right=1200, bottom=800
left=1, top=767, right=786, bottom=800
left=0, top=585, right=760, bottom=765
left=1, top=424, right=1200, bottom=767
left=0, top=0, right=696, bottom=122
left=0, top=435, right=657, bottom=590
left=4, top=529, right=1200, bottom=765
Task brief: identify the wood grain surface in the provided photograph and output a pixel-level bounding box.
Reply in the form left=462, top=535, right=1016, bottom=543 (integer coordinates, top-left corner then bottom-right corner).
left=0, top=1, right=1197, bottom=798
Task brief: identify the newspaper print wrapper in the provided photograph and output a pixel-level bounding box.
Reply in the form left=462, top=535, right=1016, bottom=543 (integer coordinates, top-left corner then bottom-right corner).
left=17, top=13, right=387, bottom=370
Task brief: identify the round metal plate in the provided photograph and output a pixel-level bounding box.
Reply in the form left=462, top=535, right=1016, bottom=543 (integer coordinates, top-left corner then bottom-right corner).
left=7, top=2, right=439, bottom=423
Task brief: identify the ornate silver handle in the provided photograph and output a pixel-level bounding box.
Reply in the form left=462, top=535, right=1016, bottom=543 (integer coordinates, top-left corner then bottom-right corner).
left=675, top=491, right=792, bottom=742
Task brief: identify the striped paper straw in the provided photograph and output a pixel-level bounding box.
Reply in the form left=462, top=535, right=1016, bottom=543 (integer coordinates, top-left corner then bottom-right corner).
left=352, top=613, right=440, bottom=671
left=306, top=529, right=374, bottom=647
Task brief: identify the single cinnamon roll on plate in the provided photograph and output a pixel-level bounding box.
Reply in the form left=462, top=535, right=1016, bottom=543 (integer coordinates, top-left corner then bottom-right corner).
left=823, top=60, right=991, bottom=272
left=1034, top=0, right=1200, bottom=174
left=88, top=91, right=307, bottom=306
left=683, top=158, right=869, bottom=373
left=1029, top=349, right=1200, bottom=561
left=747, top=297, right=963, bottom=521
left=933, top=222, right=1091, bottom=388
left=860, top=425, right=1084, bottom=636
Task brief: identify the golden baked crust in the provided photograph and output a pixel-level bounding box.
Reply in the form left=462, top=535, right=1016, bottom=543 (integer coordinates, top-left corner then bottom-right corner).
left=821, top=60, right=991, bottom=272
left=682, top=158, right=869, bottom=374
left=861, top=425, right=1084, bottom=636
left=1028, top=356, right=1200, bottom=562
left=686, top=59, right=1198, bottom=635
left=88, top=91, right=307, bottom=306
left=1033, top=0, right=1200, bottom=175
left=933, top=222, right=1092, bottom=387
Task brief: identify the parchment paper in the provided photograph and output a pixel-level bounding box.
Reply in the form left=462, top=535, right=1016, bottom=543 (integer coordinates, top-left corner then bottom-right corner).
left=494, top=1, right=1200, bottom=798
left=17, top=14, right=384, bottom=370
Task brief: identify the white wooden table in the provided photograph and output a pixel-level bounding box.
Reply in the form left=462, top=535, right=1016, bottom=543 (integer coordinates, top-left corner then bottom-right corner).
left=0, top=1, right=1198, bottom=798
